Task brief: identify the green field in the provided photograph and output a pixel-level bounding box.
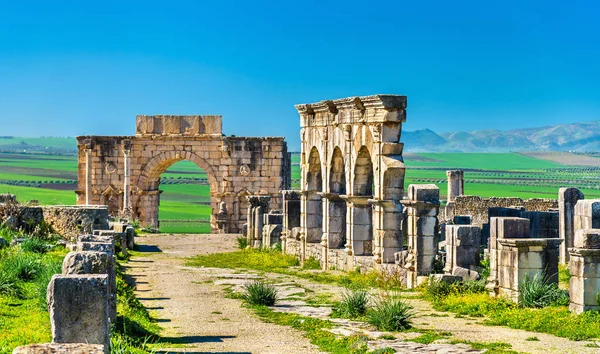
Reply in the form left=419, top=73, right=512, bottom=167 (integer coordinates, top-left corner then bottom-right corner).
left=2, top=148, right=600, bottom=233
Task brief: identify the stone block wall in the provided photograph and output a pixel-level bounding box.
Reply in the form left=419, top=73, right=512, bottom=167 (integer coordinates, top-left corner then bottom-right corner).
left=569, top=229, right=600, bottom=313
left=446, top=196, right=558, bottom=225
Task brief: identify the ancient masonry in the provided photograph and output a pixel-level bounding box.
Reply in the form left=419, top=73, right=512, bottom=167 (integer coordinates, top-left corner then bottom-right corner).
left=277, top=95, right=408, bottom=271
left=75, top=115, right=291, bottom=233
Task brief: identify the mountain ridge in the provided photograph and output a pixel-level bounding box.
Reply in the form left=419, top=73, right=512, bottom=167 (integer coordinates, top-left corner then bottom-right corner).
left=403, top=120, right=600, bottom=152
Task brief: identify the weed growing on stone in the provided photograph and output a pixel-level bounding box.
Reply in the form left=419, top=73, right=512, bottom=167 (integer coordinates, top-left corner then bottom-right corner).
left=410, top=330, right=451, bottom=344
left=449, top=340, right=518, bottom=354
left=241, top=280, right=278, bottom=306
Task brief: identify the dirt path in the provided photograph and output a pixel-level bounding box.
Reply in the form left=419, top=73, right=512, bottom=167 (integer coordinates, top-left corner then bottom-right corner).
left=127, top=234, right=599, bottom=354
left=126, top=234, right=321, bottom=354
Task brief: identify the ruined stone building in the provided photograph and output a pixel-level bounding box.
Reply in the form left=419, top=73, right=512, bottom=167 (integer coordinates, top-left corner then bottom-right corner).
left=282, top=95, right=407, bottom=271
left=76, top=115, right=291, bottom=233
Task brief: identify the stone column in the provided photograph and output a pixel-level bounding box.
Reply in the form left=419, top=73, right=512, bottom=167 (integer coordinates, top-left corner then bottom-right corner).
left=85, top=148, right=93, bottom=205
left=559, top=187, right=584, bottom=264
left=446, top=170, right=464, bottom=203
left=303, top=191, right=323, bottom=243
left=569, top=229, right=600, bottom=313
left=254, top=206, right=264, bottom=248
left=122, top=148, right=131, bottom=215
left=404, top=184, right=440, bottom=288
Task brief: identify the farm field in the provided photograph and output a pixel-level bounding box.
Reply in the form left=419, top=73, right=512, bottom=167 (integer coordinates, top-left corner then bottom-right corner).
left=2, top=147, right=600, bottom=233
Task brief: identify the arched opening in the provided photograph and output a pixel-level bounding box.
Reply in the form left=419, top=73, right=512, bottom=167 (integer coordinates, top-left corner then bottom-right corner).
left=305, top=146, right=323, bottom=243
left=328, top=147, right=346, bottom=249
left=158, top=160, right=212, bottom=233
left=351, top=146, right=374, bottom=255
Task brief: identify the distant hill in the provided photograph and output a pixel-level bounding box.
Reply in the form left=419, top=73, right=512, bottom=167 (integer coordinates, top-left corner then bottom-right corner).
left=0, top=137, right=77, bottom=155
left=403, top=120, right=600, bottom=152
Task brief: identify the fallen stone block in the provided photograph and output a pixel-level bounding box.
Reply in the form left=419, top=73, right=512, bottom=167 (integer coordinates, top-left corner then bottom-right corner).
left=47, top=274, right=110, bottom=352
left=12, top=343, right=104, bottom=354
left=429, top=274, right=462, bottom=284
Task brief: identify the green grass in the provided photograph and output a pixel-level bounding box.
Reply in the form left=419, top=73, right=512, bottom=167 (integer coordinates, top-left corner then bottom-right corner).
left=241, top=280, right=279, bottom=306
left=405, top=153, right=560, bottom=170
left=0, top=247, right=66, bottom=353
left=332, top=289, right=369, bottom=319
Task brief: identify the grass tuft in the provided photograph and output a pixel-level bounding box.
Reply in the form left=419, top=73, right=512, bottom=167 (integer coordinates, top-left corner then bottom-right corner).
left=241, top=280, right=278, bottom=306
left=236, top=236, right=249, bottom=250
left=518, top=273, right=569, bottom=308
left=20, top=238, right=49, bottom=254
left=332, top=288, right=369, bottom=319
left=367, top=297, right=413, bottom=331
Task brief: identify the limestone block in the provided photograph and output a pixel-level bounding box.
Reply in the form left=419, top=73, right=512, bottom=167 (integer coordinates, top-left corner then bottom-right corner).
left=79, top=235, right=114, bottom=244
left=408, top=184, right=439, bottom=203
left=12, top=344, right=105, bottom=354
left=62, top=251, right=116, bottom=323
left=453, top=215, right=471, bottom=225
left=574, top=200, right=600, bottom=230
left=429, top=274, right=462, bottom=284
left=494, top=217, right=530, bottom=239
left=76, top=241, right=114, bottom=254
left=574, top=229, right=600, bottom=249
left=47, top=274, right=110, bottom=352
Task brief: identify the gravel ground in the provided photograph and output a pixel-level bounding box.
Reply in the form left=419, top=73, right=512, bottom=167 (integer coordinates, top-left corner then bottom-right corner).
left=127, top=233, right=600, bottom=354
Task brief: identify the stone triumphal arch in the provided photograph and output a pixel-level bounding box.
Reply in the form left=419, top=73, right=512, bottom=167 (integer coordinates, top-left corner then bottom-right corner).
left=76, top=115, right=291, bottom=233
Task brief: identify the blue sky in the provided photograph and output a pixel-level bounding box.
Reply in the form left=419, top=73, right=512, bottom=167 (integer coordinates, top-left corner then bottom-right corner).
left=0, top=0, right=598, bottom=150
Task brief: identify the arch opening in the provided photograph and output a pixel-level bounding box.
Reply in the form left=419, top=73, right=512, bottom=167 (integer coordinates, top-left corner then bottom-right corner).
left=328, top=147, right=347, bottom=249
left=351, top=146, right=374, bottom=256
left=305, top=146, right=323, bottom=243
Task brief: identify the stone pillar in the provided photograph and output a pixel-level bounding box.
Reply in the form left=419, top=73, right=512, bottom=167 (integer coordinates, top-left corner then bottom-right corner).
left=372, top=200, right=404, bottom=264
left=569, top=229, right=600, bottom=313
left=344, top=196, right=372, bottom=256
left=404, top=184, right=440, bottom=288
left=280, top=190, right=301, bottom=253
left=496, top=238, right=562, bottom=301
left=444, top=225, right=481, bottom=278
left=247, top=197, right=256, bottom=243
left=446, top=170, right=464, bottom=203
left=85, top=148, right=93, bottom=205
left=47, top=274, right=110, bottom=352
left=254, top=206, right=264, bottom=248
left=559, top=187, right=584, bottom=264
left=122, top=148, right=131, bottom=215
left=487, top=217, right=530, bottom=295
left=303, top=191, right=323, bottom=243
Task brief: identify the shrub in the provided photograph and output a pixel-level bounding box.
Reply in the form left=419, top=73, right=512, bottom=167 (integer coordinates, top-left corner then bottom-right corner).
left=0, top=269, right=19, bottom=296
left=333, top=289, right=369, bottom=318
left=367, top=297, right=413, bottom=331
left=21, top=238, right=49, bottom=254
left=519, top=273, right=569, bottom=308
left=236, top=236, right=249, bottom=249
left=425, top=278, right=486, bottom=300
left=241, top=280, right=278, bottom=306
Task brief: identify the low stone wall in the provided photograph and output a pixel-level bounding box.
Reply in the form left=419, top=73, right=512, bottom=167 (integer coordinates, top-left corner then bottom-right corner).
left=327, top=248, right=347, bottom=271
left=42, top=206, right=109, bottom=241
left=447, top=196, right=558, bottom=225
left=7, top=205, right=109, bottom=241
left=305, top=242, right=322, bottom=262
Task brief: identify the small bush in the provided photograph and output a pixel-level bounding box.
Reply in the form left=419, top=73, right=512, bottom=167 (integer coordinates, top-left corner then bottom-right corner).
left=236, top=236, right=249, bottom=249
left=21, top=238, right=49, bottom=254
left=0, top=270, right=19, bottom=296
left=333, top=289, right=369, bottom=318
left=241, top=280, right=278, bottom=306
left=425, top=278, right=486, bottom=300
left=367, top=297, right=413, bottom=331
left=519, top=273, right=569, bottom=308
